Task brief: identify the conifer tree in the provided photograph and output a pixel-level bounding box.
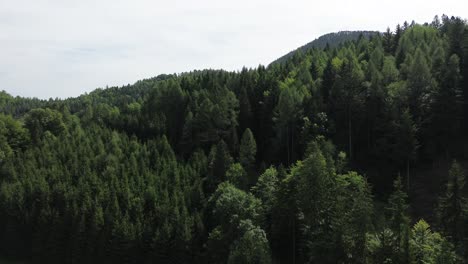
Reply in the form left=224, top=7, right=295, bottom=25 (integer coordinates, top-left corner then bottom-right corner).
left=430, top=54, right=463, bottom=156
left=437, top=160, right=467, bottom=255
left=387, top=176, right=410, bottom=263
left=239, top=128, right=257, bottom=170
left=383, top=27, right=394, bottom=54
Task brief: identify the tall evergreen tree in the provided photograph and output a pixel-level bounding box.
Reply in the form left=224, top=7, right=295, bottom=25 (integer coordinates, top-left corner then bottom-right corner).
left=387, top=176, right=410, bottom=263
left=394, top=109, right=418, bottom=188
left=406, top=48, right=435, bottom=125
left=436, top=160, right=467, bottom=256
left=383, top=27, right=394, bottom=54
left=430, top=54, right=463, bottom=157
left=239, top=128, right=257, bottom=170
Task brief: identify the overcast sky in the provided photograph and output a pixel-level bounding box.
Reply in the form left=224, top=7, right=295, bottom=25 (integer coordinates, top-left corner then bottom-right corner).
left=1, top=0, right=467, bottom=99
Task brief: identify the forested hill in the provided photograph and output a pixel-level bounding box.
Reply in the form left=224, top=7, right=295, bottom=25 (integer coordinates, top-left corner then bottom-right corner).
left=1, top=15, right=468, bottom=264
left=271, top=30, right=379, bottom=64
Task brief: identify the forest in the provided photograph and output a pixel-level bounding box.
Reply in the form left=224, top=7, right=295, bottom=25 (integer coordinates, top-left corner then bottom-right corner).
left=0, top=15, right=468, bottom=263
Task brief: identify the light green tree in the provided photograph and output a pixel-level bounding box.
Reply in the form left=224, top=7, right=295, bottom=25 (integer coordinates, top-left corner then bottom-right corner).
left=227, top=219, right=272, bottom=264
left=410, top=219, right=457, bottom=264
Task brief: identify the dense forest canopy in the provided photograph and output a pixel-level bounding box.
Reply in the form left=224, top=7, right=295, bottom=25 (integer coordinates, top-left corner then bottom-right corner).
left=272, top=30, right=379, bottom=64
left=1, top=14, right=468, bottom=263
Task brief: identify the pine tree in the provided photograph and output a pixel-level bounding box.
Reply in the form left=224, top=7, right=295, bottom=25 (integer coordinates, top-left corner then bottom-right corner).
left=430, top=54, right=463, bottom=157
left=383, top=27, right=394, bottom=54
left=273, top=79, right=305, bottom=164
left=394, top=109, right=418, bottom=188
left=251, top=167, right=279, bottom=235
left=406, top=48, right=435, bottom=124
left=238, top=86, right=253, bottom=133
left=410, top=220, right=457, bottom=264
left=293, top=142, right=337, bottom=262
left=366, top=229, right=398, bottom=263
left=387, top=176, right=410, bottom=263
left=239, top=128, right=257, bottom=171
left=329, top=50, right=365, bottom=161
left=393, top=24, right=403, bottom=56
left=206, top=140, right=233, bottom=194
left=437, top=160, right=467, bottom=255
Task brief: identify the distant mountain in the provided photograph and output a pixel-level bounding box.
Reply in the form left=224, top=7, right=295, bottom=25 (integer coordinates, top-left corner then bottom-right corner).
left=271, top=30, right=379, bottom=64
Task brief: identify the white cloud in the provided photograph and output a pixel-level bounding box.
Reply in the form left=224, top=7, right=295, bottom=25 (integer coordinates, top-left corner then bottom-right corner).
left=0, top=0, right=466, bottom=98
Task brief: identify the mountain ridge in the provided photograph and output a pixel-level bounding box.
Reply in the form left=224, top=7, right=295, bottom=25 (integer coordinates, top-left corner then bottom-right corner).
left=271, top=30, right=380, bottom=65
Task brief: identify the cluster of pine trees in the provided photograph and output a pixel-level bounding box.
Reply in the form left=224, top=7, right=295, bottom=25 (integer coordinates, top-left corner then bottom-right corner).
left=0, top=15, right=468, bottom=263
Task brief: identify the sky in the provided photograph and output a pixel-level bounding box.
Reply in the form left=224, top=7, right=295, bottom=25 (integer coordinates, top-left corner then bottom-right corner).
left=0, top=0, right=467, bottom=99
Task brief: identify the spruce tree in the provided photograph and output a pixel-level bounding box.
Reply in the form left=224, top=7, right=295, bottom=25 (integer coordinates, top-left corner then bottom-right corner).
left=239, top=128, right=257, bottom=171
left=437, top=160, right=467, bottom=255
left=387, top=176, right=410, bottom=263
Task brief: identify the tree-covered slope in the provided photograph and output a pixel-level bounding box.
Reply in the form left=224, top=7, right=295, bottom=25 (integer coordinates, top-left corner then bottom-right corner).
left=271, top=30, right=379, bottom=65
left=1, top=14, right=468, bottom=264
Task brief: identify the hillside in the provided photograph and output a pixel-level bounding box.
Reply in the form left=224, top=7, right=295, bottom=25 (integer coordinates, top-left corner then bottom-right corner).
left=1, top=15, right=468, bottom=264
left=271, top=30, right=379, bottom=64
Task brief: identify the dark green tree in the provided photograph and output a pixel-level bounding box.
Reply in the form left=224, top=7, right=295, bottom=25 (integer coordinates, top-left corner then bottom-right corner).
left=206, top=140, right=233, bottom=194
left=387, top=176, right=410, bottom=263
left=239, top=128, right=257, bottom=170
left=436, top=160, right=467, bottom=255
left=430, top=54, right=463, bottom=157
left=24, top=108, right=66, bottom=142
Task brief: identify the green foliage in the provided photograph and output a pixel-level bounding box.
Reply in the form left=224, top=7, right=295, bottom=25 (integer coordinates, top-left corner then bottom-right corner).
left=386, top=176, right=410, bottom=263
left=335, top=171, right=374, bottom=262
left=273, top=78, right=307, bottom=164
left=288, top=139, right=373, bottom=263
left=209, top=182, right=261, bottom=227
left=239, top=128, right=257, bottom=170
left=0, top=114, right=29, bottom=164
left=24, top=108, right=66, bottom=142
left=227, top=220, right=272, bottom=264
left=0, top=16, right=467, bottom=264
left=382, top=56, right=400, bottom=86
left=410, top=220, right=457, bottom=264
left=251, top=167, right=278, bottom=212
left=273, top=31, right=379, bottom=64
left=368, top=220, right=458, bottom=264
left=143, top=79, right=187, bottom=143
left=366, top=229, right=398, bottom=264
left=406, top=48, right=436, bottom=123
left=430, top=54, right=463, bottom=155
left=436, top=160, right=467, bottom=255
left=226, top=163, right=247, bottom=190
left=190, top=85, right=239, bottom=148
left=206, top=182, right=262, bottom=262
left=206, top=140, right=233, bottom=194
